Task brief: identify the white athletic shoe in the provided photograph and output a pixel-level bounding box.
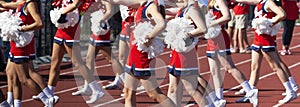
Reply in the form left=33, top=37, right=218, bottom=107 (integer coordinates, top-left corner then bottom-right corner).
left=72, top=87, right=92, bottom=96
left=86, top=91, right=105, bottom=104
left=282, top=85, right=299, bottom=96
left=246, top=89, right=258, bottom=107
left=235, top=88, right=246, bottom=95
left=213, top=99, right=226, bottom=107
left=32, top=95, right=59, bottom=103
left=103, top=82, right=121, bottom=90
left=278, top=91, right=297, bottom=104
left=44, top=97, right=55, bottom=107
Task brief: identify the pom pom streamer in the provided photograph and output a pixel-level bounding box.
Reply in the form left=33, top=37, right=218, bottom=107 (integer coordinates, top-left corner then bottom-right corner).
left=205, top=12, right=221, bottom=39
left=164, top=17, right=198, bottom=53
left=133, top=21, right=165, bottom=59
left=252, top=17, right=281, bottom=36
left=50, top=7, right=79, bottom=28
left=0, top=11, right=34, bottom=47
left=90, top=11, right=110, bottom=36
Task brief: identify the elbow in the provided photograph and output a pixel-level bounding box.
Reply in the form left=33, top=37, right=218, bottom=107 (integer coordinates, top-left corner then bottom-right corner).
left=224, top=15, right=231, bottom=23
left=158, top=22, right=166, bottom=31
left=36, top=22, right=44, bottom=29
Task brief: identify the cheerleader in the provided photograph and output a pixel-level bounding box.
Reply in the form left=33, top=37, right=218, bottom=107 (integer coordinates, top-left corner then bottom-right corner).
left=232, top=0, right=298, bottom=104
left=0, top=0, right=56, bottom=106
left=203, top=0, right=258, bottom=106
left=101, top=5, right=136, bottom=90
left=47, top=0, right=104, bottom=104
left=104, top=0, right=176, bottom=106
left=165, top=0, right=209, bottom=106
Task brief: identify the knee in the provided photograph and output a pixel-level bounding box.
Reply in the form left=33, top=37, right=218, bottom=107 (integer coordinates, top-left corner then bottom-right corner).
left=168, top=85, right=177, bottom=94
left=18, top=77, right=29, bottom=86
left=147, top=90, right=160, bottom=101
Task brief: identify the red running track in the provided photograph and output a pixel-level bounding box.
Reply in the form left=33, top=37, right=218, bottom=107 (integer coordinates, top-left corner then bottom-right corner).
left=1, top=27, right=300, bottom=107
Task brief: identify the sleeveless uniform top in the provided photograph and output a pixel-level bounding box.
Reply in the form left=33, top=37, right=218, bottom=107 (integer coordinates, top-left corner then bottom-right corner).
left=251, top=0, right=277, bottom=52
left=10, top=1, right=36, bottom=62
left=54, top=0, right=80, bottom=46
left=168, top=4, right=199, bottom=76
left=206, top=3, right=231, bottom=57
left=125, top=1, right=157, bottom=76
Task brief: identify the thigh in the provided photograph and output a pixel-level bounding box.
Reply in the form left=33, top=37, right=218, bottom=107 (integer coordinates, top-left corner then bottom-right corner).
left=124, top=73, right=139, bottom=91
left=139, top=75, right=160, bottom=92
left=181, top=75, right=199, bottom=90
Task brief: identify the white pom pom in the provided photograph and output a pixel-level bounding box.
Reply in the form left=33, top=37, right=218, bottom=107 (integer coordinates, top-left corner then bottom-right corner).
left=15, top=31, right=34, bottom=47
left=133, top=21, right=165, bottom=59
left=164, top=17, right=197, bottom=53
left=90, top=11, right=110, bottom=36
left=0, top=11, right=22, bottom=40
left=271, top=23, right=281, bottom=36
left=252, top=17, right=273, bottom=36
left=50, top=7, right=79, bottom=28
left=205, top=12, right=221, bottom=39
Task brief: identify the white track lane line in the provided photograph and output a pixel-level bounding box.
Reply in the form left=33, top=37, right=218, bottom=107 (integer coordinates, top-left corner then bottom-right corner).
left=18, top=32, right=300, bottom=104
left=94, top=42, right=300, bottom=107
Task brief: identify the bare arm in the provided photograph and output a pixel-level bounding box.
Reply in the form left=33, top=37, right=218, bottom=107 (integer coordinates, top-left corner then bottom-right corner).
left=186, top=6, right=207, bottom=37
left=265, top=0, right=286, bottom=25
left=102, top=0, right=140, bottom=8
left=21, top=2, right=43, bottom=31
left=209, top=0, right=230, bottom=27
left=146, top=3, right=166, bottom=39
left=100, top=1, right=112, bottom=21
left=60, top=0, right=81, bottom=14
left=232, top=0, right=260, bottom=5
left=0, top=0, right=24, bottom=9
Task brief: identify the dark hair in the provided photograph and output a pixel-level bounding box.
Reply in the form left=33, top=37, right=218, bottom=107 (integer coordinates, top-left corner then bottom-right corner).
left=157, top=5, right=166, bottom=19
left=273, top=0, right=282, bottom=7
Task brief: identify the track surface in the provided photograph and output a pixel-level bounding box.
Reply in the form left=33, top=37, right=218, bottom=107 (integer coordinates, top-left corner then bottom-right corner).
left=1, top=27, right=300, bottom=107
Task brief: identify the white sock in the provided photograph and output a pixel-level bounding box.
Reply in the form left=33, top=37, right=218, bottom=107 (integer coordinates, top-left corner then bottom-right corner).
left=37, top=92, right=48, bottom=105
left=13, top=99, right=21, bottom=107
left=83, top=80, right=89, bottom=90
left=112, top=76, right=120, bottom=85
left=289, top=77, right=297, bottom=87
left=205, top=96, right=213, bottom=104
left=241, top=81, right=252, bottom=93
left=119, top=73, right=125, bottom=83
left=48, top=85, right=55, bottom=93
left=283, top=81, right=294, bottom=93
left=7, top=92, right=13, bottom=104
left=0, top=100, right=9, bottom=106
left=42, top=87, right=54, bottom=98
left=88, top=81, right=102, bottom=93
left=252, top=86, right=256, bottom=89
left=208, top=91, right=219, bottom=101
left=215, top=88, right=223, bottom=99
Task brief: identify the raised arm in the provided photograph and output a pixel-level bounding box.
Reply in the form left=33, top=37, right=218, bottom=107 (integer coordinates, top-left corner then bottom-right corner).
left=265, top=0, right=286, bottom=25
left=100, top=1, right=112, bottom=21
left=209, top=0, right=230, bottom=27
left=232, top=0, right=261, bottom=5
left=0, top=0, right=24, bottom=9
left=186, top=5, right=207, bottom=37
left=21, top=1, right=43, bottom=32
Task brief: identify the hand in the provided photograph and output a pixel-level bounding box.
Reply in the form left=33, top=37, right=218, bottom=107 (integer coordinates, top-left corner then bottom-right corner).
left=57, top=14, right=68, bottom=23
left=144, top=36, right=154, bottom=47
left=183, top=32, right=194, bottom=47
left=100, top=20, right=108, bottom=30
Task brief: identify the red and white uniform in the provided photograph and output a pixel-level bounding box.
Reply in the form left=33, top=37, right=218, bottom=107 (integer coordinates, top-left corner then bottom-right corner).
left=282, top=0, right=299, bottom=20
left=10, top=2, right=35, bottom=62
left=168, top=4, right=199, bottom=76
left=120, top=6, right=136, bottom=41
left=89, top=5, right=111, bottom=46
left=251, top=0, right=276, bottom=52
left=233, top=3, right=249, bottom=15
left=53, top=0, right=81, bottom=46
left=206, top=4, right=231, bottom=57
left=125, top=1, right=157, bottom=76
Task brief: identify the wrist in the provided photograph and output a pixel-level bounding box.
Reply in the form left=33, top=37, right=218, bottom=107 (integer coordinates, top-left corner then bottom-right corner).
left=186, top=32, right=193, bottom=38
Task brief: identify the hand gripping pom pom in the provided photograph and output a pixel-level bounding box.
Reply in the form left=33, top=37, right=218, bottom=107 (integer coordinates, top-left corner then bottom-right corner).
left=0, top=12, right=34, bottom=47
left=50, top=7, right=79, bottom=28
left=133, top=21, right=165, bottom=59
left=90, top=11, right=110, bottom=36
left=164, top=17, right=198, bottom=53
left=204, top=12, right=221, bottom=39
left=251, top=17, right=280, bottom=36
